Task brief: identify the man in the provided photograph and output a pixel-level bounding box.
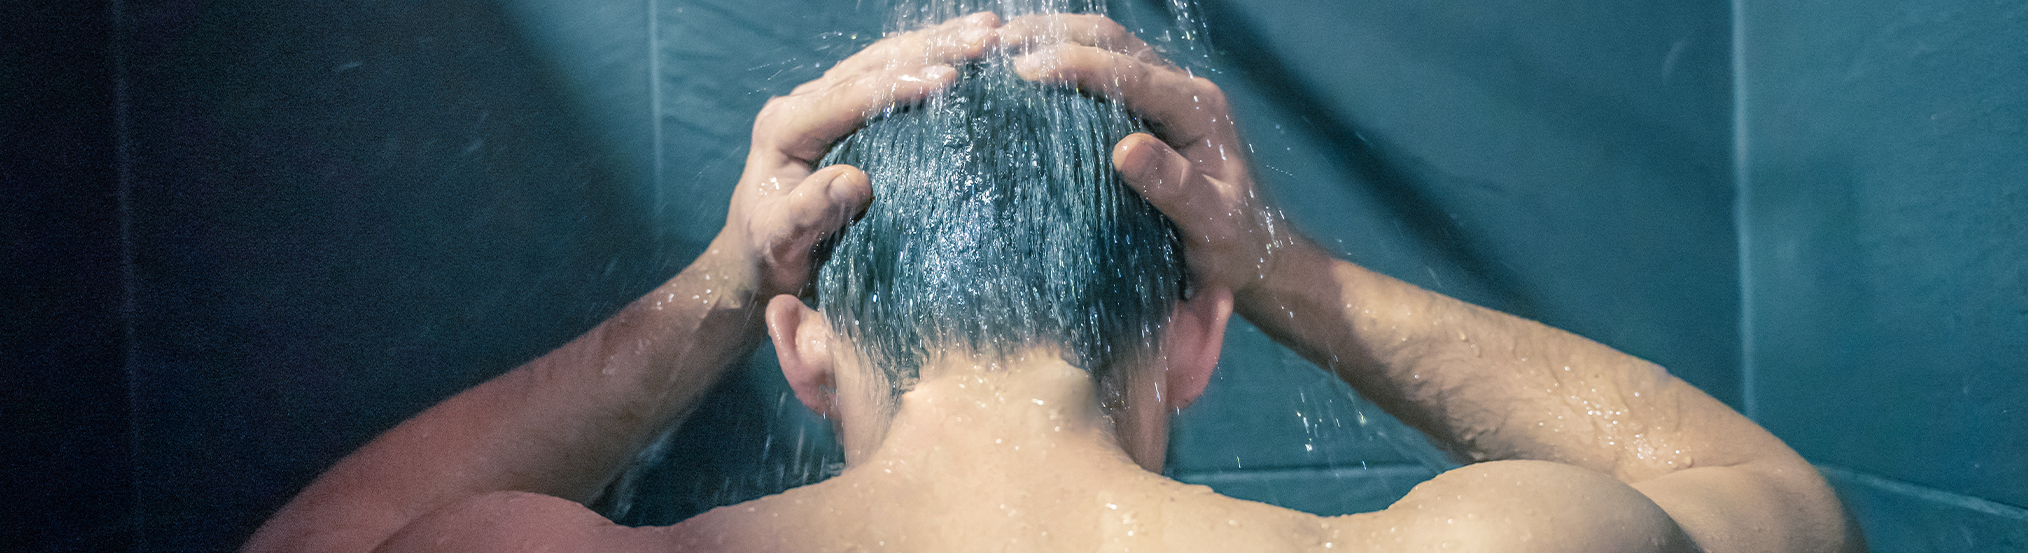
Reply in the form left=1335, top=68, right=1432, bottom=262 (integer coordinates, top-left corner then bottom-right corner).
left=246, top=13, right=1860, bottom=553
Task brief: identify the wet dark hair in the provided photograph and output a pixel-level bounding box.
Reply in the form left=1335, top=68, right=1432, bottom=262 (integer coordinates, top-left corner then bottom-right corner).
left=813, top=58, right=1187, bottom=391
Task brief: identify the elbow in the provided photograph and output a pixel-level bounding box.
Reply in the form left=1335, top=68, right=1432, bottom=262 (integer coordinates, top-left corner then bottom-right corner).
left=1763, top=459, right=1867, bottom=553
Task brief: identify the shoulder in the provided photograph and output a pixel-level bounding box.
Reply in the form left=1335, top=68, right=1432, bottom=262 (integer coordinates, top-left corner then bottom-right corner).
left=374, top=492, right=648, bottom=553
left=1134, top=477, right=1350, bottom=553
left=375, top=489, right=839, bottom=553
left=1318, top=460, right=1698, bottom=553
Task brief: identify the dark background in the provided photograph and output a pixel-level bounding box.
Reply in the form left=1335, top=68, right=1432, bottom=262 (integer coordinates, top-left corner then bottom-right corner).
left=5, top=0, right=2022, bottom=551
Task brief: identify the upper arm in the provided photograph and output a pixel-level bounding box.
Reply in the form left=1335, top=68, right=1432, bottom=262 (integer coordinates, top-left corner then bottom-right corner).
left=1633, top=461, right=1862, bottom=553
left=373, top=492, right=635, bottom=553
left=1333, top=458, right=1859, bottom=553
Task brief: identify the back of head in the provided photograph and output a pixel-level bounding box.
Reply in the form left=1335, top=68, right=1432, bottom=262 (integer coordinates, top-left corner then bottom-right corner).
left=814, top=59, right=1187, bottom=392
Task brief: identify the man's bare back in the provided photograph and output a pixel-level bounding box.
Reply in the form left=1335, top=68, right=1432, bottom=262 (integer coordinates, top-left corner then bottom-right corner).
left=370, top=359, right=1332, bottom=553
left=383, top=453, right=1333, bottom=553
left=670, top=369, right=1341, bottom=553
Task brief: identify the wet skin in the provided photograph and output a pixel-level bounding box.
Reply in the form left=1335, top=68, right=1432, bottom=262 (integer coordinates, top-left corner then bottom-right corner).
left=246, top=13, right=1861, bottom=553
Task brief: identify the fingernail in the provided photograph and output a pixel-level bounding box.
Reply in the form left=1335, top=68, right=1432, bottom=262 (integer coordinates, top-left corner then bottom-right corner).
left=1123, top=142, right=1156, bottom=180
left=1119, top=139, right=1151, bottom=168
left=1124, top=139, right=1172, bottom=191
left=828, top=171, right=860, bottom=203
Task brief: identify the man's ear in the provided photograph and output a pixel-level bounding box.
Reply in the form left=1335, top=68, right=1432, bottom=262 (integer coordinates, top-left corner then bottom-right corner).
left=766, top=294, right=838, bottom=418
left=1162, top=284, right=1232, bottom=410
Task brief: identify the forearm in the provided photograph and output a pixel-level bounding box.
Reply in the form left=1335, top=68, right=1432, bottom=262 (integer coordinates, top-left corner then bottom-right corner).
left=1238, top=241, right=1761, bottom=479
left=247, top=233, right=767, bottom=553
left=1248, top=244, right=1855, bottom=551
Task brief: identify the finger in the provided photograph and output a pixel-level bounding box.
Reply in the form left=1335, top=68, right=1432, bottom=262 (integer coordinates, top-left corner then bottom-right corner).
left=832, top=12, right=1001, bottom=77
left=1014, top=45, right=1230, bottom=147
left=780, top=165, right=873, bottom=241
left=1114, top=133, right=1225, bottom=240
left=999, top=13, right=1157, bottom=63
left=762, top=64, right=959, bottom=163
left=760, top=166, right=872, bottom=287
left=767, top=13, right=1000, bottom=163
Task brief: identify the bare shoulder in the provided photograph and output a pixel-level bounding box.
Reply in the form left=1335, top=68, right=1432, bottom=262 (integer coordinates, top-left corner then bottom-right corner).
left=1127, top=475, right=1358, bottom=553
left=372, top=487, right=833, bottom=553
left=373, top=491, right=646, bottom=553
left=1316, top=460, right=1699, bottom=553
left=371, top=463, right=1694, bottom=553
left=648, top=480, right=848, bottom=552
left=1330, top=459, right=1857, bottom=553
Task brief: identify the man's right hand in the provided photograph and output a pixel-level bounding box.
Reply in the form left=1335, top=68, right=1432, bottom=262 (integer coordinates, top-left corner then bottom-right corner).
left=1000, top=14, right=1300, bottom=299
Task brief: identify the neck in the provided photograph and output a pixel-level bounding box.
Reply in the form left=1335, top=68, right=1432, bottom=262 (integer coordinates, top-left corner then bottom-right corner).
left=853, top=355, right=1144, bottom=478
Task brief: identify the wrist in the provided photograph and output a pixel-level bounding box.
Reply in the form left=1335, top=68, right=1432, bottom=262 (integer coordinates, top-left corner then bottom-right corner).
left=1233, top=237, right=1335, bottom=319
left=694, top=231, right=769, bottom=306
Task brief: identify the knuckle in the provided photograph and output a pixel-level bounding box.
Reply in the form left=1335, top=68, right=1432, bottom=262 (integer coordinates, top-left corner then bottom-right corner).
left=1128, top=58, right=1154, bottom=83
left=932, top=14, right=969, bottom=30
left=752, top=106, right=789, bottom=136
left=818, top=63, right=853, bottom=81
left=890, top=32, right=927, bottom=51
left=1095, top=18, right=1129, bottom=43
left=759, top=95, right=795, bottom=118
left=1060, top=46, right=1106, bottom=71
left=1190, top=78, right=1229, bottom=107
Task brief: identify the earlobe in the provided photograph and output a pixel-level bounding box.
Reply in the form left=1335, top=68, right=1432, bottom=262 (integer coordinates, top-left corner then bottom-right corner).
left=766, top=295, right=838, bottom=418
left=1163, top=284, right=1232, bottom=410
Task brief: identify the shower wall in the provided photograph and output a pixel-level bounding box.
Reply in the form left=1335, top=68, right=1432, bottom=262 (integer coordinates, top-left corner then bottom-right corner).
left=1737, top=0, right=2028, bottom=548
left=112, top=2, right=681, bottom=550
left=3, top=3, right=127, bottom=552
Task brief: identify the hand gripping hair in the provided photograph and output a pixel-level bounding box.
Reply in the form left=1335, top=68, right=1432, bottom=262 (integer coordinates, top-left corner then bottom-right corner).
left=813, top=58, right=1189, bottom=394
